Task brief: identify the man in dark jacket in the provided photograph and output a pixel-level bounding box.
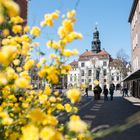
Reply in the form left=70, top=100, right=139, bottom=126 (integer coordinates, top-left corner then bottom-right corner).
left=93, top=84, right=102, bottom=100
left=85, top=87, right=89, bottom=97
left=109, top=83, right=115, bottom=100
left=103, top=85, right=108, bottom=100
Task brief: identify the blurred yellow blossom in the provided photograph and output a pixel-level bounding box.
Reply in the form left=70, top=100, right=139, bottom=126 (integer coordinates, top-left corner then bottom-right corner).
left=64, top=103, right=72, bottom=113
left=11, top=16, right=23, bottom=24
left=66, top=89, right=81, bottom=104
left=21, top=124, right=39, bottom=140
left=68, top=115, right=87, bottom=133
left=12, top=25, right=22, bottom=34
left=24, top=25, right=30, bottom=33
left=67, top=10, right=76, bottom=19
left=24, top=59, right=34, bottom=70
left=30, top=26, right=41, bottom=36
left=15, top=77, right=30, bottom=89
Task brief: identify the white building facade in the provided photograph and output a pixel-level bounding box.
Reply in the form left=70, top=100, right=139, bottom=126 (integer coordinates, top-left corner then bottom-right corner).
left=67, top=28, right=122, bottom=90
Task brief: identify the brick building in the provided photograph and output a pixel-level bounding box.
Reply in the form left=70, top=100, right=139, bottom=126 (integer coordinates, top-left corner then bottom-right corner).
left=129, top=0, right=140, bottom=71
left=124, top=0, right=140, bottom=98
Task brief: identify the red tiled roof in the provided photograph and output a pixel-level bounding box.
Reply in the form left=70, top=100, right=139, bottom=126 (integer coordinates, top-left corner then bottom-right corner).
left=97, top=50, right=109, bottom=55
left=80, top=51, right=94, bottom=57
left=70, top=60, right=78, bottom=68
left=70, top=61, right=78, bottom=65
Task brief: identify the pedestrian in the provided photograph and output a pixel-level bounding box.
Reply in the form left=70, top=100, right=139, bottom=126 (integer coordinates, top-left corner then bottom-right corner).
left=125, top=87, right=129, bottom=97
left=122, top=86, right=129, bottom=97
left=103, top=85, right=108, bottom=101
left=85, top=87, right=89, bottom=97
left=93, top=80, right=102, bottom=100
left=97, top=84, right=102, bottom=100
left=109, top=83, right=115, bottom=101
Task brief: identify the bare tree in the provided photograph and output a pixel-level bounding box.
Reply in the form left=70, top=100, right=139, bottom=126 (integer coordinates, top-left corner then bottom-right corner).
left=116, top=49, right=131, bottom=78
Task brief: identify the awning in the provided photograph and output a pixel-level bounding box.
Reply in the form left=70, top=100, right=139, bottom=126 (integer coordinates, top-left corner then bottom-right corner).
left=123, top=68, right=140, bottom=81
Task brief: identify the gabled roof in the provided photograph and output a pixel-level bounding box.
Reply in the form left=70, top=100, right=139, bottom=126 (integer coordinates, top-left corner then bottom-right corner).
left=80, top=51, right=94, bottom=57
left=109, top=59, right=123, bottom=67
left=98, top=50, right=109, bottom=55
left=79, top=49, right=110, bottom=61
left=70, top=60, right=78, bottom=68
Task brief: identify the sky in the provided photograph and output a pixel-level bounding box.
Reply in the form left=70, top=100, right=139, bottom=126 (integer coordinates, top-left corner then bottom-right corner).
left=28, top=0, right=133, bottom=62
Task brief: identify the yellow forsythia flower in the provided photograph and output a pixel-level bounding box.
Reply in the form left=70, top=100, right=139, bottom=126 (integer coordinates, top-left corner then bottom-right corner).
left=40, top=127, right=63, bottom=140
left=66, top=89, right=81, bottom=104
left=12, top=25, right=22, bottom=34
left=24, top=59, right=34, bottom=70
left=68, top=115, right=87, bottom=133
left=21, top=124, right=39, bottom=140
left=49, top=96, right=56, bottom=103
left=67, top=10, right=76, bottom=19
left=50, top=53, right=56, bottom=59
left=64, top=103, right=72, bottom=113
left=30, top=26, right=41, bottom=36
left=24, top=25, right=30, bottom=33
left=13, top=59, right=20, bottom=66
left=3, top=0, right=20, bottom=17
left=44, top=85, right=52, bottom=95
left=29, top=108, right=46, bottom=123
left=2, top=29, right=10, bottom=37
left=15, top=77, right=30, bottom=89
left=51, top=11, right=60, bottom=19
left=56, top=104, right=64, bottom=110
left=11, top=16, right=23, bottom=24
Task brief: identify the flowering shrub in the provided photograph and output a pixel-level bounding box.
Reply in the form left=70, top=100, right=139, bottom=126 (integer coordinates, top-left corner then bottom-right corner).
left=0, top=0, right=93, bottom=140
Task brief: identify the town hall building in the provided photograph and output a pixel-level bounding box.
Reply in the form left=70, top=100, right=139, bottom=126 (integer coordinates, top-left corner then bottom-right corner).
left=67, top=27, right=122, bottom=90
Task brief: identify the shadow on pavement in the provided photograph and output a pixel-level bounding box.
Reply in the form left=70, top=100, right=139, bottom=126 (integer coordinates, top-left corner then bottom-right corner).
left=79, top=95, right=140, bottom=140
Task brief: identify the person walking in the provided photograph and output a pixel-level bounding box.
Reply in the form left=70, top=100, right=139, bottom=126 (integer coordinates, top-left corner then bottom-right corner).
left=97, top=84, right=102, bottom=100
left=122, top=86, right=129, bottom=97
left=109, top=83, right=115, bottom=101
left=93, top=81, right=102, bottom=100
left=85, top=87, right=89, bottom=97
left=103, top=85, right=108, bottom=101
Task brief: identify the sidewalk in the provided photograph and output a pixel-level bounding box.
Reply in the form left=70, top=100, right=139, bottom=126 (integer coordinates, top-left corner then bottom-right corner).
left=124, top=95, right=140, bottom=106
left=79, top=91, right=140, bottom=140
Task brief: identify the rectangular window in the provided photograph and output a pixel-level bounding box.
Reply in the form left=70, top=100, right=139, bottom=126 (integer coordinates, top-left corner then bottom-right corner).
left=74, top=74, right=77, bottom=81
left=112, top=77, right=114, bottom=81
left=88, top=79, right=91, bottom=83
left=103, top=69, right=107, bottom=76
left=82, top=79, right=84, bottom=82
left=117, top=76, right=119, bottom=81
left=88, top=70, right=92, bottom=76
left=81, top=62, right=85, bottom=67
left=70, top=77, right=72, bottom=81
left=136, top=33, right=138, bottom=46
left=81, top=70, right=84, bottom=76
left=103, top=61, right=107, bottom=66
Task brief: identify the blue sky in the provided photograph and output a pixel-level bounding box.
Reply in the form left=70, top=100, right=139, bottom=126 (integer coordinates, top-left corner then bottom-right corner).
left=28, top=0, right=133, bottom=62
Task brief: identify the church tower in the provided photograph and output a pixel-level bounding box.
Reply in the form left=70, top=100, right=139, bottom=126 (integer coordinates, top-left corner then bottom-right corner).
left=91, top=27, right=101, bottom=53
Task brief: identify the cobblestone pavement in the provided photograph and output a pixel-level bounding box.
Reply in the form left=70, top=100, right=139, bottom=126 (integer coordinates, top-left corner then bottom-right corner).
left=79, top=91, right=140, bottom=140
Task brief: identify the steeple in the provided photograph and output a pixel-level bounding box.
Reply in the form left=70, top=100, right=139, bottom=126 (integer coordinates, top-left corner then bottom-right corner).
left=91, top=27, right=101, bottom=53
